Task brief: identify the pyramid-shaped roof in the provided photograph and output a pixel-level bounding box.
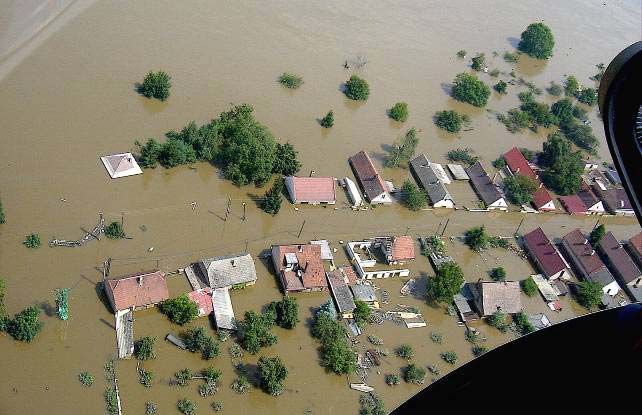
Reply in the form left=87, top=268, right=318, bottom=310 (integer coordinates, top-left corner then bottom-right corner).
left=101, top=152, right=143, bottom=178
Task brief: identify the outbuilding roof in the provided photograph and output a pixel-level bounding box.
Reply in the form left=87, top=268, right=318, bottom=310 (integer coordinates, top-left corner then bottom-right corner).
left=327, top=271, right=357, bottom=313
left=561, top=229, right=609, bottom=278
left=465, top=161, right=503, bottom=206
left=559, top=195, right=588, bottom=215
left=532, top=187, right=554, bottom=210
left=473, top=281, right=522, bottom=316
left=523, top=227, right=567, bottom=278
left=351, top=284, right=377, bottom=302
left=272, top=244, right=328, bottom=291
left=101, top=153, right=143, bottom=179
left=284, top=176, right=336, bottom=203
left=349, top=150, right=387, bottom=202
left=105, top=270, right=169, bottom=312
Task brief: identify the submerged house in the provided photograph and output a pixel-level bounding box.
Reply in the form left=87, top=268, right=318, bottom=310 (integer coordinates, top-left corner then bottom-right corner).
left=470, top=281, right=522, bottom=317
left=327, top=270, right=357, bottom=319
left=284, top=176, right=336, bottom=205
left=105, top=270, right=169, bottom=313
left=465, top=161, right=507, bottom=210
left=560, top=229, right=621, bottom=297
left=503, top=147, right=538, bottom=180
left=346, top=236, right=414, bottom=279
left=349, top=150, right=392, bottom=205
left=559, top=195, right=588, bottom=215
left=409, top=154, right=454, bottom=208
left=591, top=186, right=634, bottom=216
left=350, top=284, right=379, bottom=308
left=577, top=182, right=605, bottom=215
left=598, top=232, right=642, bottom=302
left=271, top=243, right=328, bottom=292
left=188, top=288, right=214, bottom=317
left=101, top=152, right=143, bottom=179
left=196, top=253, right=257, bottom=290
left=522, top=227, right=571, bottom=280
left=532, top=186, right=555, bottom=212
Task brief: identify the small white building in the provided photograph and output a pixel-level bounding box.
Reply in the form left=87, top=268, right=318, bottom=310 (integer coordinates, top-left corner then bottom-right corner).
left=101, top=153, right=143, bottom=179
left=346, top=238, right=412, bottom=279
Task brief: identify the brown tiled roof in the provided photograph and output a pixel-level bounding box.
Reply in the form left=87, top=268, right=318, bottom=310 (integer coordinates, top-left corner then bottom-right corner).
left=523, top=227, right=567, bottom=277
left=476, top=281, right=522, bottom=315
left=591, top=186, right=633, bottom=213
left=339, top=266, right=358, bottom=286
left=532, top=187, right=554, bottom=210
left=628, top=232, right=642, bottom=258
left=273, top=244, right=327, bottom=291
left=562, top=229, right=606, bottom=276
left=559, top=195, right=587, bottom=215
left=503, top=147, right=537, bottom=180
left=285, top=176, right=336, bottom=203
left=598, top=232, right=642, bottom=284
left=188, top=288, right=213, bottom=317
left=349, top=150, right=387, bottom=202
left=577, top=182, right=600, bottom=209
left=105, top=270, right=169, bottom=312
left=390, top=236, right=415, bottom=261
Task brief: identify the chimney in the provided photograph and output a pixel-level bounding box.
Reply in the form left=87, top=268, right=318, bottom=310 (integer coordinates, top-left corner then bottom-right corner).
left=298, top=245, right=303, bottom=253
left=539, top=183, right=543, bottom=189
left=590, top=250, right=595, bottom=256
left=583, top=239, right=588, bottom=245
left=137, top=276, right=143, bottom=286
left=620, top=200, right=624, bottom=208
left=231, top=259, right=236, bottom=267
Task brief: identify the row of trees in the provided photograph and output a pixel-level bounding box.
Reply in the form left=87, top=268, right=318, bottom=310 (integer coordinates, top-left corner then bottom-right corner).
left=384, top=128, right=419, bottom=168
left=311, top=312, right=357, bottom=374
left=136, top=104, right=302, bottom=187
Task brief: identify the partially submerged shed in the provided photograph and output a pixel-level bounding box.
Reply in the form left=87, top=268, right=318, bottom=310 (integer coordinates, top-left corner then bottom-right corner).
left=327, top=271, right=356, bottom=318
left=409, top=154, right=454, bottom=208
left=447, top=164, right=469, bottom=180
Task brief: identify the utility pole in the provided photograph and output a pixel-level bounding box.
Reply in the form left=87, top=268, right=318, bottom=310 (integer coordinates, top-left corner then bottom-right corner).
left=441, top=219, right=450, bottom=237
left=515, top=217, right=525, bottom=236
left=405, top=226, right=410, bottom=236
left=435, top=221, right=442, bottom=236
left=242, top=202, right=246, bottom=221
left=297, top=220, right=306, bottom=238
left=245, top=240, right=249, bottom=253
left=225, top=197, right=231, bottom=221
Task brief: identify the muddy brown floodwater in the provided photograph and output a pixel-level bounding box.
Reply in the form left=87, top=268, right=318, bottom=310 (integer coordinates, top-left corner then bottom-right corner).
left=0, top=1, right=641, bottom=414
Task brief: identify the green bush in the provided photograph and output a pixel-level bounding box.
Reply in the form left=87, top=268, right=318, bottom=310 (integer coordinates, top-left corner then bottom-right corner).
left=520, top=101, right=557, bottom=128
left=174, top=368, right=193, bottom=386
left=320, top=110, right=334, bottom=128
left=134, top=336, right=156, bottom=360
left=430, top=332, right=443, bottom=344
left=79, top=371, right=95, bottom=387
left=238, top=310, right=277, bottom=354
left=183, top=327, right=219, bottom=359
left=403, top=364, right=426, bottom=384
left=231, top=375, right=250, bottom=394
left=344, top=75, right=370, bottom=100
left=145, top=402, right=157, bottom=415
left=464, top=226, right=489, bottom=251
left=589, top=224, right=606, bottom=248
left=503, top=174, right=539, bottom=205
left=451, top=73, right=491, bottom=107
left=0, top=198, right=5, bottom=224
left=258, top=356, right=288, bottom=396
left=434, top=110, right=468, bottom=133
left=576, top=280, right=603, bottom=309
left=158, top=294, right=199, bottom=325
left=456, top=50, right=467, bottom=58
left=104, top=221, right=125, bottom=239
left=389, top=102, right=409, bottom=122
left=138, top=71, right=171, bottom=101
left=472, top=345, right=487, bottom=356
left=401, top=180, right=427, bottom=211
left=260, top=179, right=284, bottom=215
left=384, top=128, right=419, bottom=168
left=565, top=75, right=580, bottom=97
left=471, top=54, right=486, bottom=71
left=427, top=262, right=465, bottom=304
left=278, top=73, right=303, bottom=89
left=23, top=233, right=41, bottom=249
left=486, top=310, right=510, bottom=332
left=353, top=300, right=371, bottom=327
left=177, top=398, right=196, bottom=415
left=518, top=23, right=555, bottom=59
left=514, top=311, right=535, bottom=335
left=497, top=109, right=531, bottom=133
left=521, top=277, right=538, bottom=297
left=490, top=267, right=506, bottom=281
left=493, top=157, right=506, bottom=169
left=576, top=88, right=597, bottom=106
left=139, top=369, right=153, bottom=387
left=397, top=344, right=414, bottom=360
left=440, top=351, right=458, bottom=365
left=446, top=148, right=478, bottom=165
left=359, top=393, right=386, bottom=415
left=494, top=81, right=508, bottom=94
left=6, top=306, right=43, bottom=342
left=385, top=374, right=400, bottom=385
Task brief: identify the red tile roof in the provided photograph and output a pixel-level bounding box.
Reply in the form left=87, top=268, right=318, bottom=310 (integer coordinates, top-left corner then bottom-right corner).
left=628, top=232, right=642, bottom=258
left=523, top=227, right=567, bottom=277
left=273, top=244, right=327, bottom=291
left=559, top=195, right=588, bottom=215
left=532, top=187, right=554, bottom=210
left=286, top=176, right=336, bottom=203
left=105, top=270, right=169, bottom=312
left=503, top=147, right=537, bottom=180
left=390, top=236, right=415, bottom=261
left=188, top=288, right=214, bottom=317
left=577, top=182, right=600, bottom=209
left=339, top=266, right=358, bottom=286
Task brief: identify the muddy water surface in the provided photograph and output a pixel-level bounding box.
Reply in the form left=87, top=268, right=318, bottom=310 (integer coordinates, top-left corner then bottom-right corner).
left=0, top=1, right=641, bottom=414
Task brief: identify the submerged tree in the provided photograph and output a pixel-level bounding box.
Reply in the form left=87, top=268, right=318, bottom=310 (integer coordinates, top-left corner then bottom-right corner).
left=434, top=110, right=469, bottom=133
left=451, top=73, right=491, bottom=107
left=320, top=110, right=334, bottom=128
left=344, top=75, right=370, bottom=100
left=389, top=102, right=409, bottom=122
left=238, top=310, right=277, bottom=354
left=359, top=393, right=386, bottom=415
left=0, top=198, right=5, bottom=224
left=464, top=226, right=489, bottom=251
left=490, top=267, right=507, bottom=281
left=503, top=174, right=539, bottom=205
left=401, top=180, right=427, bottom=211
left=260, top=179, right=284, bottom=215
left=353, top=300, right=371, bottom=327
left=540, top=133, right=584, bottom=195
left=427, top=262, right=465, bottom=304
left=589, top=224, right=606, bottom=248
left=23, top=233, right=41, bottom=249
left=6, top=306, right=43, bottom=342
left=403, top=364, right=426, bottom=384
left=158, top=294, right=199, bottom=325
left=278, top=73, right=303, bottom=89
left=138, top=71, right=172, bottom=101
left=518, top=23, right=555, bottom=59
left=521, top=277, right=538, bottom=297
left=384, top=128, right=419, bottom=168
left=576, top=280, right=603, bottom=310
left=494, top=80, right=508, bottom=94
left=134, top=336, right=157, bottom=360
left=258, top=356, right=288, bottom=396
left=104, top=221, right=125, bottom=239
left=471, top=53, right=486, bottom=71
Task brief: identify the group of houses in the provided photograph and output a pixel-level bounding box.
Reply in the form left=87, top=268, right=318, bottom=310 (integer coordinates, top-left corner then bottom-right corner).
left=559, top=168, right=634, bottom=216
left=104, top=252, right=258, bottom=358
left=521, top=227, right=642, bottom=305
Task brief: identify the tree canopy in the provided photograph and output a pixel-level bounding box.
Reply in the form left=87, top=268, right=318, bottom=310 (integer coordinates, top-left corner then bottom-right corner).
left=471, top=54, right=486, bottom=71
left=353, top=300, right=371, bottom=327
left=464, top=226, right=489, bottom=251
left=260, top=179, right=284, bottom=215
left=158, top=294, right=199, bottom=325
left=384, top=128, right=419, bottom=168
left=503, top=174, right=539, bottom=205
left=403, top=364, right=426, bottom=384
left=0, top=198, right=5, bottom=224
left=105, top=221, right=125, bottom=239
left=427, top=262, right=465, bottom=303
left=400, top=180, right=427, bottom=211
left=389, top=102, right=409, bottom=122
left=518, top=23, right=555, bottom=59
left=311, top=313, right=356, bottom=374
left=540, top=133, right=584, bottom=195
left=134, top=336, right=156, bottom=360
left=490, top=267, right=506, bottom=281
left=451, top=73, right=491, bottom=107
left=589, top=224, right=606, bottom=248
left=183, top=327, right=220, bottom=360
left=138, top=71, right=171, bottom=101
left=257, top=356, right=288, bottom=396
left=576, top=280, right=603, bottom=309
left=565, top=75, right=580, bottom=97
left=6, top=306, right=43, bottom=342
left=521, top=277, right=538, bottom=297
left=576, top=88, right=598, bottom=106
left=320, top=110, right=334, bottom=128
left=434, top=110, right=468, bottom=133
left=551, top=98, right=574, bottom=125
left=238, top=310, right=277, bottom=354
left=278, top=73, right=303, bottom=89
left=344, top=75, right=370, bottom=101
left=494, top=81, right=508, bottom=95
left=266, top=296, right=299, bottom=329
left=560, top=120, right=598, bottom=154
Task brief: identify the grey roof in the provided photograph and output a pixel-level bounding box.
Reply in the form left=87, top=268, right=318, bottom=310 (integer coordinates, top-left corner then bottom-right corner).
left=472, top=281, right=522, bottom=316
left=587, top=268, right=617, bottom=287
left=327, top=271, right=356, bottom=313
left=311, top=240, right=333, bottom=261
left=447, top=164, right=469, bottom=180
left=409, top=155, right=454, bottom=205
left=212, top=288, right=236, bottom=330
left=198, top=253, right=257, bottom=289
left=453, top=293, right=472, bottom=314
left=350, top=284, right=377, bottom=302
left=605, top=169, right=622, bottom=185
left=465, top=162, right=503, bottom=206
left=598, top=232, right=642, bottom=284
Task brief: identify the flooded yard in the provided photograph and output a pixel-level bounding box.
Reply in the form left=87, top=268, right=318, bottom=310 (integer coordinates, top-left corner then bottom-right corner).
left=0, top=1, right=640, bottom=414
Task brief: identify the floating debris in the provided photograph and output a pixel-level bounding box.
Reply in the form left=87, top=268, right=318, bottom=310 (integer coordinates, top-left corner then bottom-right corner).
left=367, top=335, right=384, bottom=345
left=350, top=383, right=374, bottom=393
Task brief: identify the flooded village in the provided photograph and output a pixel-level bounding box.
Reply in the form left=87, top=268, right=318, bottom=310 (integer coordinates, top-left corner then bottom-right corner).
left=1, top=1, right=641, bottom=414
